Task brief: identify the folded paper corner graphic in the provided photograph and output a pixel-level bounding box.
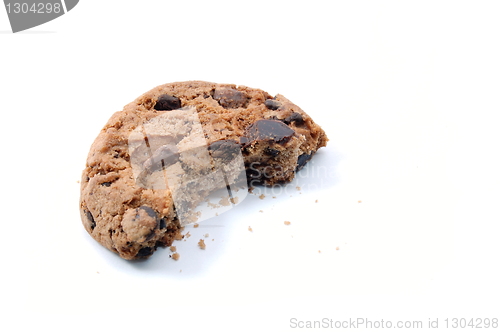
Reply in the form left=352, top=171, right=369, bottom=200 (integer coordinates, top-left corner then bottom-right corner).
left=65, top=0, right=78, bottom=12
left=4, top=0, right=79, bottom=33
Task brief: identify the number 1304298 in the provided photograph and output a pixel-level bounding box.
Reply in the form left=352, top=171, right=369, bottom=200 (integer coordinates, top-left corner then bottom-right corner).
left=5, top=2, right=62, bottom=14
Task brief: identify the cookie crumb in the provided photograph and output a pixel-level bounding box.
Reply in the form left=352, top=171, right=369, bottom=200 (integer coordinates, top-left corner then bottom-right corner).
left=185, top=231, right=191, bottom=238
left=207, top=201, right=220, bottom=209
left=219, top=196, right=231, bottom=206
left=170, top=246, right=176, bottom=252
left=284, top=221, right=291, bottom=225
left=193, top=223, right=199, bottom=228
left=215, top=212, right=219, bottom=216
left=336, top=247, right=339, bottom=250
left=212, top=238, right=214, bottom=241
left=318, top=250, right=321, bottom=253
left=174, top=233, right=184, bottom=241
left=315, top=199, right=318, bottom=203
left=259, top=210, right=264, bottom=213
left=272, top=196, right=276, bottom=199
left=249, top=187, right=254, bottom=194
left=172, top=252, right=180, bottom=260
left=248, top=226, right=253, bottom=232
left=358, top=200, right=362, bottom=203
left=179, top=269, right=182, bottom=273
left=198, top=239, right=206, bottom=249
left=204, top=233, right=209, bottom=238
left=184, top=211, right=201, bottom=223
left=259, top=194, right=265, bottom=200
left=296, top=186, right=301, bottom=191
left=230, top=197, right=239, bottom=204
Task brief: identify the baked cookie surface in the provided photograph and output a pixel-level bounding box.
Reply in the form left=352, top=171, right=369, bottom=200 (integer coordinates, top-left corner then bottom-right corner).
left=80, top=81, right=328, bottom=260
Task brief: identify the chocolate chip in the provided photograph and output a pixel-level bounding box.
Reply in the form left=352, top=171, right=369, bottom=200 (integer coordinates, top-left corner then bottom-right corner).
left=213, top=88, right=248, bottom=108
left=85, top=209, right=96, bottom=230
left=101, top=182, right=112, bottom=187
left=154, top=94, right=181, bottom=111
left=284, top=112, right=304, bottom=125
left=208, top=139, right=241, bottom=162
left=245, top=119, right=295, bottom=145
left=143, top=144, right=179, bottom=172
left=296, top=153, right=313, bottom=171
left=159, top=217, right=167, bottom=230
left=264, top=147, right=280, bottom=157
left=136, top=247, right=154, bottom=258
left=138, top=206, right=157, bottom=220
left=264, top=99, right=281, bottom=110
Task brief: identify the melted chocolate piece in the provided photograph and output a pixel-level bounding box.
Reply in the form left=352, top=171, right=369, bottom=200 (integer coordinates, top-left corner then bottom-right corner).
left=136, top=247, right=154, bottom=258
left=208, top=139, right=241, bottom=162
left=264, top=99, right=281, bottom=110
left=245, top=119, right=295, bottom=145
left=143, top=144, right=179, bottom=172
left=138, top=206, right=157, bottom=220
left=85, top=209, right=96, bottom=230
left=159, top=217, right=167, bottom=230
left=154, top=94, right=181, bottom=111
left=284, top=112, right=304, bottom=125
left=264, top=147, right=280, bottom=157
left=296, top=153, right=313, bottom=171
left=213, top=88, right=248, bottom=108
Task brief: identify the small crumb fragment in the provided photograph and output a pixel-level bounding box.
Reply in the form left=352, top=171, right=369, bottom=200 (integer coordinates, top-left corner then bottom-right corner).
left=259, top=194, right=265, bottom=200
left=284, top=221, right=291, bottom=225
left=296, top=186, right=301, bottom=191
left=172, top=253, right=180, bottom=260
left=248, top=226, right=253, bottom=232
left=184, top=211, right=201, bottom=223
left=185, top=231, right=191, bottom=238
left=212, top=238, right=214, bottom=241
left=198, top=239, right=206, bottom=249
left=215, top=212, right=219, bottom=216
left=170, top=246, right=176, bottom=252
left=96, top=271, right=99, bottom=274
left=336, top=247, right=339, bottom=250
left=272, top=196, right=276, bottom=199
left=193, top=223, right=199, bottom=228
left=219, top=196, right=231, bottom=206
left=174, top=232, right=184, bottom=241
left=204, top=233, right=209, bottom=238
left=315, top=199, right=318, bottom=203
left=249, top=187, right=254, bottom=194
left=318, top=250, right=321, bottom=253
left=179, top=269, right=182, bottom=273
left=358, top=200, right=362, bottom=203
left=259, top=210, right=263, bottom=213
left=207, top=201, right=220, bottom=209
left=230, top=197, right=239, bottom=204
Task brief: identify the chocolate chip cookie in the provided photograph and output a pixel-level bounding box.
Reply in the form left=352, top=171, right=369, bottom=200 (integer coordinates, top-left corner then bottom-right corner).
left=80, top=81, right=328, bottom=260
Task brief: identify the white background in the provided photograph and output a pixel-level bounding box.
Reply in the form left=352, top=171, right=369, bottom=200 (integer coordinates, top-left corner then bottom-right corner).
left=1, top=1, right=499, bottom=331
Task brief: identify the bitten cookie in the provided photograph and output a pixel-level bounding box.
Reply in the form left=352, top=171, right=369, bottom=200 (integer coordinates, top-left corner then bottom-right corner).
left=80, top=81, right=328, bottom=260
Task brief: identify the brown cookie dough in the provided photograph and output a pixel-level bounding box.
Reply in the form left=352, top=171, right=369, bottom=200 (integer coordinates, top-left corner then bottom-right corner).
left=80, top=81, right=328, bottom=260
